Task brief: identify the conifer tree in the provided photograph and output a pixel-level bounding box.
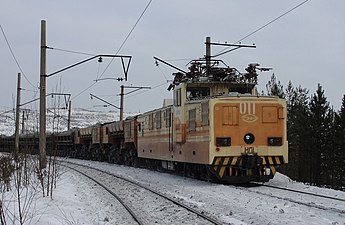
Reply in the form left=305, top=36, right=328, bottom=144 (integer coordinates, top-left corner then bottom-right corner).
left=333, top=95, right=345, bottom=190
left=266, top=73, right=285, bottom=98
left=285, top=81, right=310, bottom=181
left=267, top=78, right=344, bottom=189
left=309, top=84, right=333, bottom=186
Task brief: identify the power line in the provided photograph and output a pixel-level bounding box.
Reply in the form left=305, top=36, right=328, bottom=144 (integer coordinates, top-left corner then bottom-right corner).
left=126, top=0, right=309, bottom=108
left=157, top=64, right=169, bottom=82
left=48, top=46, right=95, bottom=56
left=215, top=0, right=310, bottom=56
left=117, top=0, right=153, bottom=55
left=98, top=0, right=153, bottom=79
left=123, top=82, right=167, bottom=100
left=0, top=108, right=15, bottom=117
left=0, top=24, right=36, bottom=89
left=165, top=58, right=194, bottom=62
left=94, top=81, right=167, bottom=107
left=72, top=0, right=153, bottom=101
left=71, top=82, right=97, bottom=101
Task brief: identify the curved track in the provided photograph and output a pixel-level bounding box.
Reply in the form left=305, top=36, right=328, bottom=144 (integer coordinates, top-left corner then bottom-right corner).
left=63, top=163, right=145, bottom=225
left=61, top=160, right=224, bottom=225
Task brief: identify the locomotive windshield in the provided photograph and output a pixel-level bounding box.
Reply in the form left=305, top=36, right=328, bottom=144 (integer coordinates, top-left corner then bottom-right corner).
left=187, top=87, right=210, bottom=100
left=228, top=86, right=253, bottom=94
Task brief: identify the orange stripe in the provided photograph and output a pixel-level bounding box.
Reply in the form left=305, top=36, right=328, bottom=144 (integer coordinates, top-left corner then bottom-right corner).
left=231, top=157, right=237, bottom=165
left=214, top=157, right=221, bottom=166
left=270, top=166, right=276, bottom=175
left=219, top=167, right=225, bottom=178
left=275, top=157, right=281, bottom=164
left=219, top=158, right=230, bottom=178
left=223, top=157, right=230, bottom=165
left=262, top=157, right=267, bottom=165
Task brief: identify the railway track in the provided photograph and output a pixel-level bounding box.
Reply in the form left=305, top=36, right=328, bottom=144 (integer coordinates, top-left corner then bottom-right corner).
left=63, top=163, right=145, bottom=225
left=240, top=182, right=345, bottom=215
left=256, top=183, right=345, bottom=202
left=60, top=160, right=224, bottom=225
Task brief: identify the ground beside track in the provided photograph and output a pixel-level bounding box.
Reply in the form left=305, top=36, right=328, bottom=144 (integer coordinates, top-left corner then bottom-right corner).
left=3, top=157, right=344, bottom=224
left=59, top=158, right=345, bottom=225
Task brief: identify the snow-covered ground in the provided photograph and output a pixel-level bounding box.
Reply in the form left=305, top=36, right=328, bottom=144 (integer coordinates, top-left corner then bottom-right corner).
left=2, top=158, right=344, bottom=225
left=0, top=108, right=135, bottom=136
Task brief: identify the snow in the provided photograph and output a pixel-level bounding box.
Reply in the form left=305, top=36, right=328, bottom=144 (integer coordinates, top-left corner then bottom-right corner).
left=0, top=108, right=135, bottom=136
left=2, top=158, right=345, bottom=225
left=36, top=171, right=135, bottom=225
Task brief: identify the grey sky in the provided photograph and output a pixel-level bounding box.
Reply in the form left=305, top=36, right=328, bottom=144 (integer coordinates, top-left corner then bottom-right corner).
left=1, top=0, right=344, bottom=115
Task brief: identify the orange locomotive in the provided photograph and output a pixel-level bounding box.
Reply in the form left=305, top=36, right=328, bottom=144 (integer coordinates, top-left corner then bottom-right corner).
left=130, top=37, right=288, bottom=183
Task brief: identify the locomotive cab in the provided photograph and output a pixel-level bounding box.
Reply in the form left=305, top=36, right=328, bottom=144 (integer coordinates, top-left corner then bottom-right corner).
left=170, top=79, right=288, bottom=183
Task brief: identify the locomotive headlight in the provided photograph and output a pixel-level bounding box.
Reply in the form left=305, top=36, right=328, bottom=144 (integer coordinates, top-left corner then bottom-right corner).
left=244, top=133, right=255, bottom=144
left=268, top=137, right=282, bottom=146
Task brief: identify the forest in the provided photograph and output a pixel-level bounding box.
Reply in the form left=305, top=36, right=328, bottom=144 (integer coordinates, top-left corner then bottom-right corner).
left=266, top=74, right=345, bottom=191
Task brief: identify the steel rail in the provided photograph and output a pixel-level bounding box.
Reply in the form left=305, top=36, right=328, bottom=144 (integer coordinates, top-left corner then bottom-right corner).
left=255, top=183, right=345, bottom=202
left=244, top=183, right=345, bottom=214
left=62, top=160, right=223, bottom=225
left=62, top=164, right=145, bottom=225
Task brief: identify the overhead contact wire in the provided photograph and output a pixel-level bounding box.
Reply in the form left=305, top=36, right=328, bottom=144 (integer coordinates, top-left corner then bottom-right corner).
left=0, top=24, right=36, bottom=89
left=215, top=0, right=310, bottom=56
left=73, top=0, right=153, bottom=101
left=48, top=47, right=95, bottom=56
left=98, top=0, right=153, bottom=79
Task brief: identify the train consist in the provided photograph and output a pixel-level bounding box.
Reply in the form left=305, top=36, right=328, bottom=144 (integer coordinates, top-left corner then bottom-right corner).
left=0, top=38, right=288, bottom=183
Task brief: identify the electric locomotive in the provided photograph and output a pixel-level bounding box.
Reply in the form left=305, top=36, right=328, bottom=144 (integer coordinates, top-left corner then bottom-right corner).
left=134, top=37, right=288, bottom=183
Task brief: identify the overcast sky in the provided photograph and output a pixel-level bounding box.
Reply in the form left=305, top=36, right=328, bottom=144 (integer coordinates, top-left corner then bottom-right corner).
left=1, top=0, right=344, bottom=115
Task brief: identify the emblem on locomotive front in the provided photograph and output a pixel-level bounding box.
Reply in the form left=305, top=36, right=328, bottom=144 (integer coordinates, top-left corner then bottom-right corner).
left=240, top=102, right=258, bottom=123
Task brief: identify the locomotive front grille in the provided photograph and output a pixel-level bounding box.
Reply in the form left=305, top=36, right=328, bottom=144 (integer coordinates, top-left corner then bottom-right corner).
left=210, top=155, right=285, bottom=183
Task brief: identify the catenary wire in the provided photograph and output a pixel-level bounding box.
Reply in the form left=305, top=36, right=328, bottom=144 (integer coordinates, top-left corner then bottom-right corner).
left=98, top=0, right=153, bottom=79
left=48, top=47, right=95, bottom=56
left=72, top=0, right=153, bottom=101
left=90, top=81, right=167, bottom=108
left=72, top=0, right=307, bottom=107
left=157, top=64, right=170, bottom=82
left=214, top=0, right=310, bottom=57
left=117, top=82, right=167, bottom=102
left=71, top=82, right=97, bottom=101
left=150, top=1, right=310, bottom=63
left=0, top=24, right=36, bottom=89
